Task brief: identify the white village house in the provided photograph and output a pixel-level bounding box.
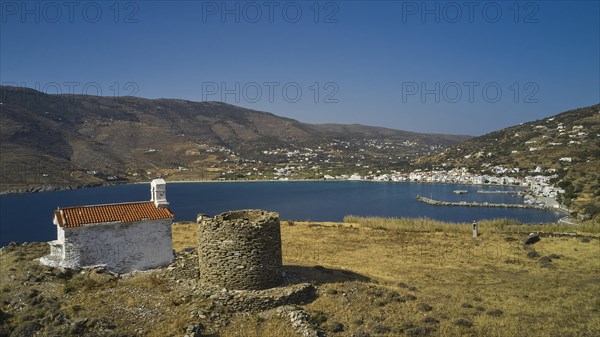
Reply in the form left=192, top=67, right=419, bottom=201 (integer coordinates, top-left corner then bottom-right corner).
left=40, top=179, right=174, bottom=273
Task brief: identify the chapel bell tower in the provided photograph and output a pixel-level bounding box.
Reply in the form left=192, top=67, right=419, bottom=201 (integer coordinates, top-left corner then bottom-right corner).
left=151, top=179, right=169, bottom=208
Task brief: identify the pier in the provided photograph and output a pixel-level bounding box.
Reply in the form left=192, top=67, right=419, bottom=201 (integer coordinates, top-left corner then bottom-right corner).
left=476, top=190, right=524, bottom=196
left=416, top=195, right=551, bottom=210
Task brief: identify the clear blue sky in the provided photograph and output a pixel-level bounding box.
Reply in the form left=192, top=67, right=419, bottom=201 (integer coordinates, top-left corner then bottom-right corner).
left=1, top=1, right=598, bottom=135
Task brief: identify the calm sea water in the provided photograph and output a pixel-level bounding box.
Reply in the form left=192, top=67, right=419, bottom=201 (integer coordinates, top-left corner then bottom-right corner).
left=0, top=181, right=563, bottom=246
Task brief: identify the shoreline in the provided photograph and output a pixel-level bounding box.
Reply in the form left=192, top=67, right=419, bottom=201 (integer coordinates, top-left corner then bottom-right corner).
left=0, top=178, right=566, bottom=217
left=3, top=179, right=565, bottom=216
left=0, top=178, right=526, bottom=195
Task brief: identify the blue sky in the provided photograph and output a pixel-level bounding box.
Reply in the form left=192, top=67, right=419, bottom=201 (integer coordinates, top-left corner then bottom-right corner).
left=1, top=1, right=598, bottom=135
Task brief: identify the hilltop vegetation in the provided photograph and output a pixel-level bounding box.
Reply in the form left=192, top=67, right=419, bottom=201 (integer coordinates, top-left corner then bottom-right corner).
left=416, top=104, right=600, bottom=218
left=2, top=85, right=598, bottom=218
left=0, top=86, right=468, bottom=192
left=1, top=219, right=598, bottom=337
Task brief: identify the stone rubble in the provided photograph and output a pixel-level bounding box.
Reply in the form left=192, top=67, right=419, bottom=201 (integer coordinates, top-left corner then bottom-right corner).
left=275, top=305, right=324, bottom=337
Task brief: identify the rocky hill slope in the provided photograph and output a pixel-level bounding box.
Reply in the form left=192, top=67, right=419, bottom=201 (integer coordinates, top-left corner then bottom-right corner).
left=415, top=103, right=600, bottom=216
left=0, top=86, right=469, bottom=192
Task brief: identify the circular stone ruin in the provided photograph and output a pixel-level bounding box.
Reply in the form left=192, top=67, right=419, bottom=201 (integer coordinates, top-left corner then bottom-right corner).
left=197, top=210, right=282, bottom=290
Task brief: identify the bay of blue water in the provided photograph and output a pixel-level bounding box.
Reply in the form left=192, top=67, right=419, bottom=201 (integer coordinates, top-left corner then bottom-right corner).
left=0, top=181, right=563, bottom=246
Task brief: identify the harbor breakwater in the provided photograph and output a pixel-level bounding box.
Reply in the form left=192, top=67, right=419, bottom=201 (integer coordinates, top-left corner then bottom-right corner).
left=416, top=195, right=555, bottom=211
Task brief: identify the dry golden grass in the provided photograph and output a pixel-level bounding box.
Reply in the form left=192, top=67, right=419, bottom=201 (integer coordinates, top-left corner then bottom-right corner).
left=279, top=219, right=600, bottom=337
left=217, top=315, right=297, bottom=337
left=172, top=221, right=198, bottom=251
left=344, top=216, right=600, bottom=235
left=4, top=219, right=596, bottom=337
left=63, top=272, right=194, bottom=337
left=172, top=218, right=600, bottom=336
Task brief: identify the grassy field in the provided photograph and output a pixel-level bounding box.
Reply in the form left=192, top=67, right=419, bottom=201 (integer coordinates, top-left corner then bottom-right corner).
left=171, top=218, right=600, bottom=337
left=343, top=216, right=600, bottom=235
left=1, top=218, right=598, bottom=337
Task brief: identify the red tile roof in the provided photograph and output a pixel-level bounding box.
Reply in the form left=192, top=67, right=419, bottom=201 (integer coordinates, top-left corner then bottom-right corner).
left=54, top=201, right=174, bottom=228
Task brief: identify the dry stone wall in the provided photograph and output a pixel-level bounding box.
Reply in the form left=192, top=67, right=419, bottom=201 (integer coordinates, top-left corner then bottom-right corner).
left=197, top=210, right=282, bottom=290
left=196, top=283, right=316, bottom=313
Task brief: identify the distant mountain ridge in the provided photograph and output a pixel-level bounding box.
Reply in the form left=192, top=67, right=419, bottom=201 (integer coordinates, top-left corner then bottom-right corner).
left=0, top=86, right=469, bottom=191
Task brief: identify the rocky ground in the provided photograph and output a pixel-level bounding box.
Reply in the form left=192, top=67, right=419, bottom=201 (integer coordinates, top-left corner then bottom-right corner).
left=1, top=220, right=599, bottom=337
left=0, top=242, right=373, bottom=337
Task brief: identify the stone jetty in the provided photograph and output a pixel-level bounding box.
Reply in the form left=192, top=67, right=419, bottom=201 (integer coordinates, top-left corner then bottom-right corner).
left=416, top=195, right=550, bottom=210
left=477, top=190, right=525, bottom=196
